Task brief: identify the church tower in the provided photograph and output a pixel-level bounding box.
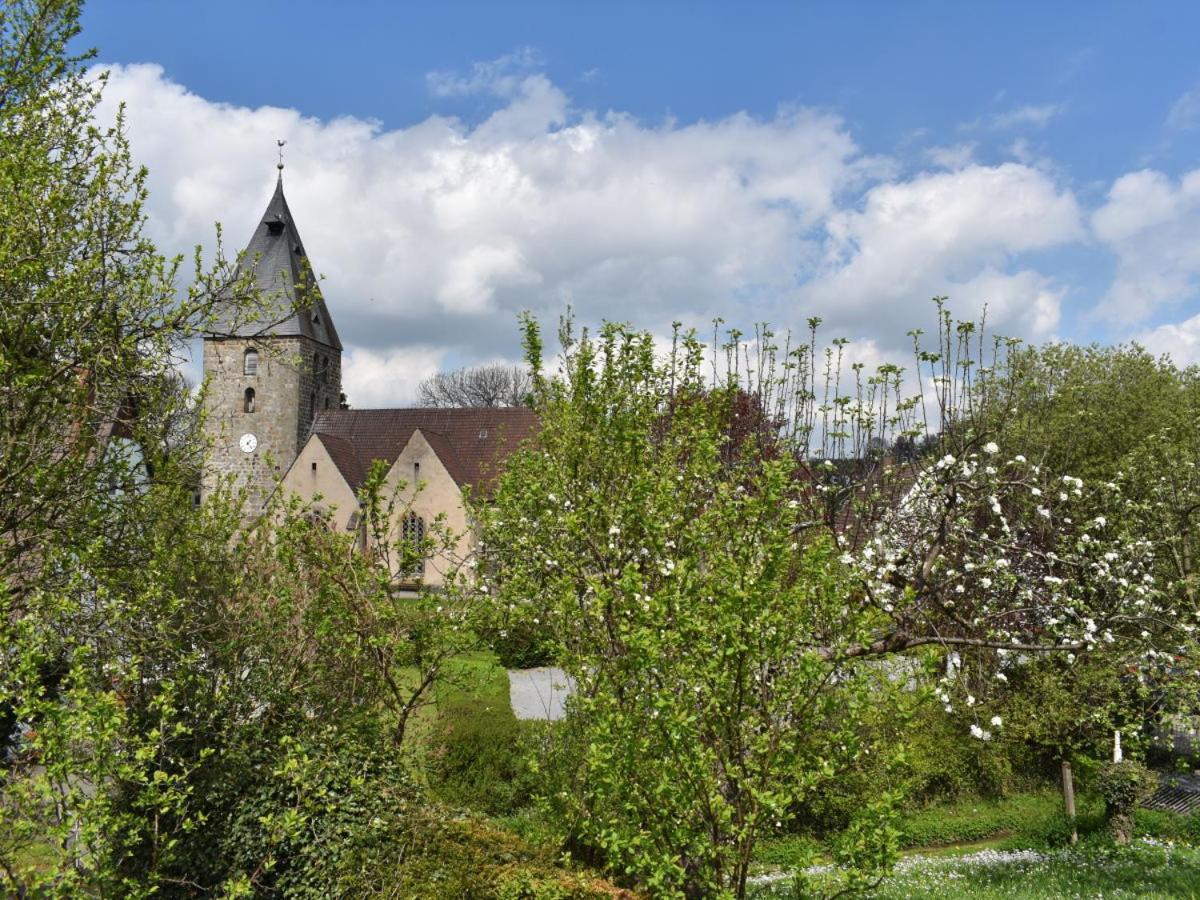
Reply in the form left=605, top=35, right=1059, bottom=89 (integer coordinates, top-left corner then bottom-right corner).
left=201, top=172, right=343, bottom=506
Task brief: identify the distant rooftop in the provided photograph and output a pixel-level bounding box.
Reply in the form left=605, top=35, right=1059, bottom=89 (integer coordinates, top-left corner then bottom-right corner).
left=308, top=406, right=539, bottom=494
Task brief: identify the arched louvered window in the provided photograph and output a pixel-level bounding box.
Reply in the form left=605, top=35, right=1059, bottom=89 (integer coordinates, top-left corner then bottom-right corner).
left=244, top=387, right=255, bottom=413
left=243, top=348, right=258, bottom=376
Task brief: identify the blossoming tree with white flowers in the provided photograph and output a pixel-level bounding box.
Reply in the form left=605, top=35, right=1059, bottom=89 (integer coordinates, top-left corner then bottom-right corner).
left=475, top=309, right=1197, bottom=899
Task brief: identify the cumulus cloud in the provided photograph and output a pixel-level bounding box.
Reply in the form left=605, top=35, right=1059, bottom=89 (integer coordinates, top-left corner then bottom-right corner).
left=1092, top=168, right=1200, bottom=323
left=93, top=59, right=1093, bottom=405
left=799, top=163, right=1082, bottom=340
left=1135, top=314, right=1200, bottom=366
left=342, top=345, right=446, bottom=408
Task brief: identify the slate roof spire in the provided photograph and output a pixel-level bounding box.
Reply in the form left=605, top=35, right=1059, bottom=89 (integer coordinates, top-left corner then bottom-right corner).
left=210, top=171, right=342, bottom=350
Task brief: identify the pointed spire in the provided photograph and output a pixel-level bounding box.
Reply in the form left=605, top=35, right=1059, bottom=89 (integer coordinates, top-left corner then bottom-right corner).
left=208, top=171, right=342, bottom=350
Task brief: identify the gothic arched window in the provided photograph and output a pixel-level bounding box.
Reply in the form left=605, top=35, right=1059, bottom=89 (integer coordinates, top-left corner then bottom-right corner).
left=401, top=512, right=425, bottom=579
left=243, top=348, right=258, bottom=376
left=244, top=387, right=255, bottom=413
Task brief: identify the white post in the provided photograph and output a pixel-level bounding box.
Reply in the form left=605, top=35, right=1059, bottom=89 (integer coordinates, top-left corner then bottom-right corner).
left=1113, top=730, right=1123, bottom=763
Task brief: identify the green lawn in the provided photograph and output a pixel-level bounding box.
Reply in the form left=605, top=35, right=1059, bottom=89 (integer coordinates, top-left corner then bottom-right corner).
left=398, top=648, right=513, bottom=751
left=750, top=789, right=1200, bottom=899
left=872, top=842, right=1200, bottom=899
left=750, top=842, right=1200, bottom=898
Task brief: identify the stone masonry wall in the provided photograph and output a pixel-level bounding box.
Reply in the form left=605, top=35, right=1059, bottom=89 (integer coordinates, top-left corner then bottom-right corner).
left=201, top=336, right=342, bottom=508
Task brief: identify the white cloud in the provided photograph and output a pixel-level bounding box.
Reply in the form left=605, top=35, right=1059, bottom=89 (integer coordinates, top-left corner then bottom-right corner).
left=800, top=164, right=1082, bottom=339
left=1092, top=168, right=1200, bottom=323
left=1167, top=86, right=1200, bottom=131
left=426, top=47, right=544, bottom=98
left=341, top=345, right=445, bottom=407
left=92, top=60, right=1095, bottom=406
left=925, top=142, right=976, bottom=169
left=965, top=104, right=1061, bottom=132
left=1135, top=312, right=1200, bottom=367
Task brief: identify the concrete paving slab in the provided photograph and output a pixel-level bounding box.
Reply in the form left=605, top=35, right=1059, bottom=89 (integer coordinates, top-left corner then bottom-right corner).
left=507, top=667, right=574, bottom=721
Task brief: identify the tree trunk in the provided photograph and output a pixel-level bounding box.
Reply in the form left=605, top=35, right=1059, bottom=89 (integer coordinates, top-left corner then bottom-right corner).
left=1111, top=810, right=1134, bottom=845
left=1060, top=759, right=1078, bottom=845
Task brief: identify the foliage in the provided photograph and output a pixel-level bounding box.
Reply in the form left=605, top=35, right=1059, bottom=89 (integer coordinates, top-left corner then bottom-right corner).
left=997, top=342, right=1200, bottom=484
left=217, top=733, right=422, bottom=898
left=427, top=695, right=540, bottom=817
left=0, top=8, right=488, bottom=896
left=1096, top=760, right=1159, bottom=843
left=473, top=306, right=1200, bottom=898
left=1133, top=807, right=1200, bottom=844
left=0, top=456, right=475, bottom=895
left=787, top=675, right=1035, bottom=837
left=892, top=791, right=1104, bottom=851
left=331, top=812, right=633, bottom=900
left=480, top=318, right=909, bottom=898
left=976, top=343, right=1200, bottom=771
left=0, top=0, right=252, bottom=602
left=484, top=616, right=559, bottom=669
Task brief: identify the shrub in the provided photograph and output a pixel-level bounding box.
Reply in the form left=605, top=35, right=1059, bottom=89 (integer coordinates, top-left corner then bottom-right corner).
left=1096, top=760, right=1158, bottom=844
left=427, top=696, right=539, bottom=816
left=338, top=813, right=629, bottom=899
left=214, top=730, right=423, bottom=897
left=485, top=619, right=558, bottom=669
left=895, top=791, right=1105, bottom=850
left=1135, top=808, right=1200, bottom=844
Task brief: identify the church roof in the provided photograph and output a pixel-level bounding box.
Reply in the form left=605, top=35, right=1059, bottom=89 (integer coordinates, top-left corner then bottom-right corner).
left=210, top=175, right=342, bottom=350
left=308, top=407, right=538, bottom=495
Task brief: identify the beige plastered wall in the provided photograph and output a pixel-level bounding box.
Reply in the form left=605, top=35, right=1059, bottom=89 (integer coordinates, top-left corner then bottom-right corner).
left=280, top=429, right=474, bottom=587
left=383, top=430, right=474, bottom=587
left=279, top=436, right=361, bottom=535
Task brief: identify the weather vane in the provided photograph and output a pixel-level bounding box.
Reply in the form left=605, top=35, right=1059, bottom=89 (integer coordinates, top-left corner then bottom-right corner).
left=276, top=139, right=287, bottom=172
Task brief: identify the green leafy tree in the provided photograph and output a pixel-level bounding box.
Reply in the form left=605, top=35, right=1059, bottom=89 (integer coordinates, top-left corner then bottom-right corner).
left=476, top=312, right=1195, bottom=897
left=960, top=343, right=1200, bottom=833
left=0, top=4, right=475, bottom=893
left=0, top=0, right=248, bottom=602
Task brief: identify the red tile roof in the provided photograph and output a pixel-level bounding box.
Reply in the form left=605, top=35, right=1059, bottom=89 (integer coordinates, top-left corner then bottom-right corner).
left=308, top=407, right=538, bottom=495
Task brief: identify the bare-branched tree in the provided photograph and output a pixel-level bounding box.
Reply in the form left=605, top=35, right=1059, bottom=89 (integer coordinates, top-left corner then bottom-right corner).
left=417, top=363, right=532, bottom=408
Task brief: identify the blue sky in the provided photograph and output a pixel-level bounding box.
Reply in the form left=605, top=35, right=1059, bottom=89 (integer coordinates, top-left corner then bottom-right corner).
left=78, top=1, right=1200, bottom=404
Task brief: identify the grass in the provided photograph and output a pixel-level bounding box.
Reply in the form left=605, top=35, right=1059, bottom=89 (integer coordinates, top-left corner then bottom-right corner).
left=870, top=842, right=1200, bottom=899
left=751, top=790, right=1092, bottom=876
left=751, top=790, right=1200, bottom=898
left=398, top=648, right=514, bottom=752
left=894, top=789, right=1103, bottom=850
left=750, top=842, right=1200, bottom=898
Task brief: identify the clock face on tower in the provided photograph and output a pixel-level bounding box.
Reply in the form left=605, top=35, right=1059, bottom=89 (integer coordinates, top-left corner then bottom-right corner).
left=239, top=433, right=258, bottom=454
